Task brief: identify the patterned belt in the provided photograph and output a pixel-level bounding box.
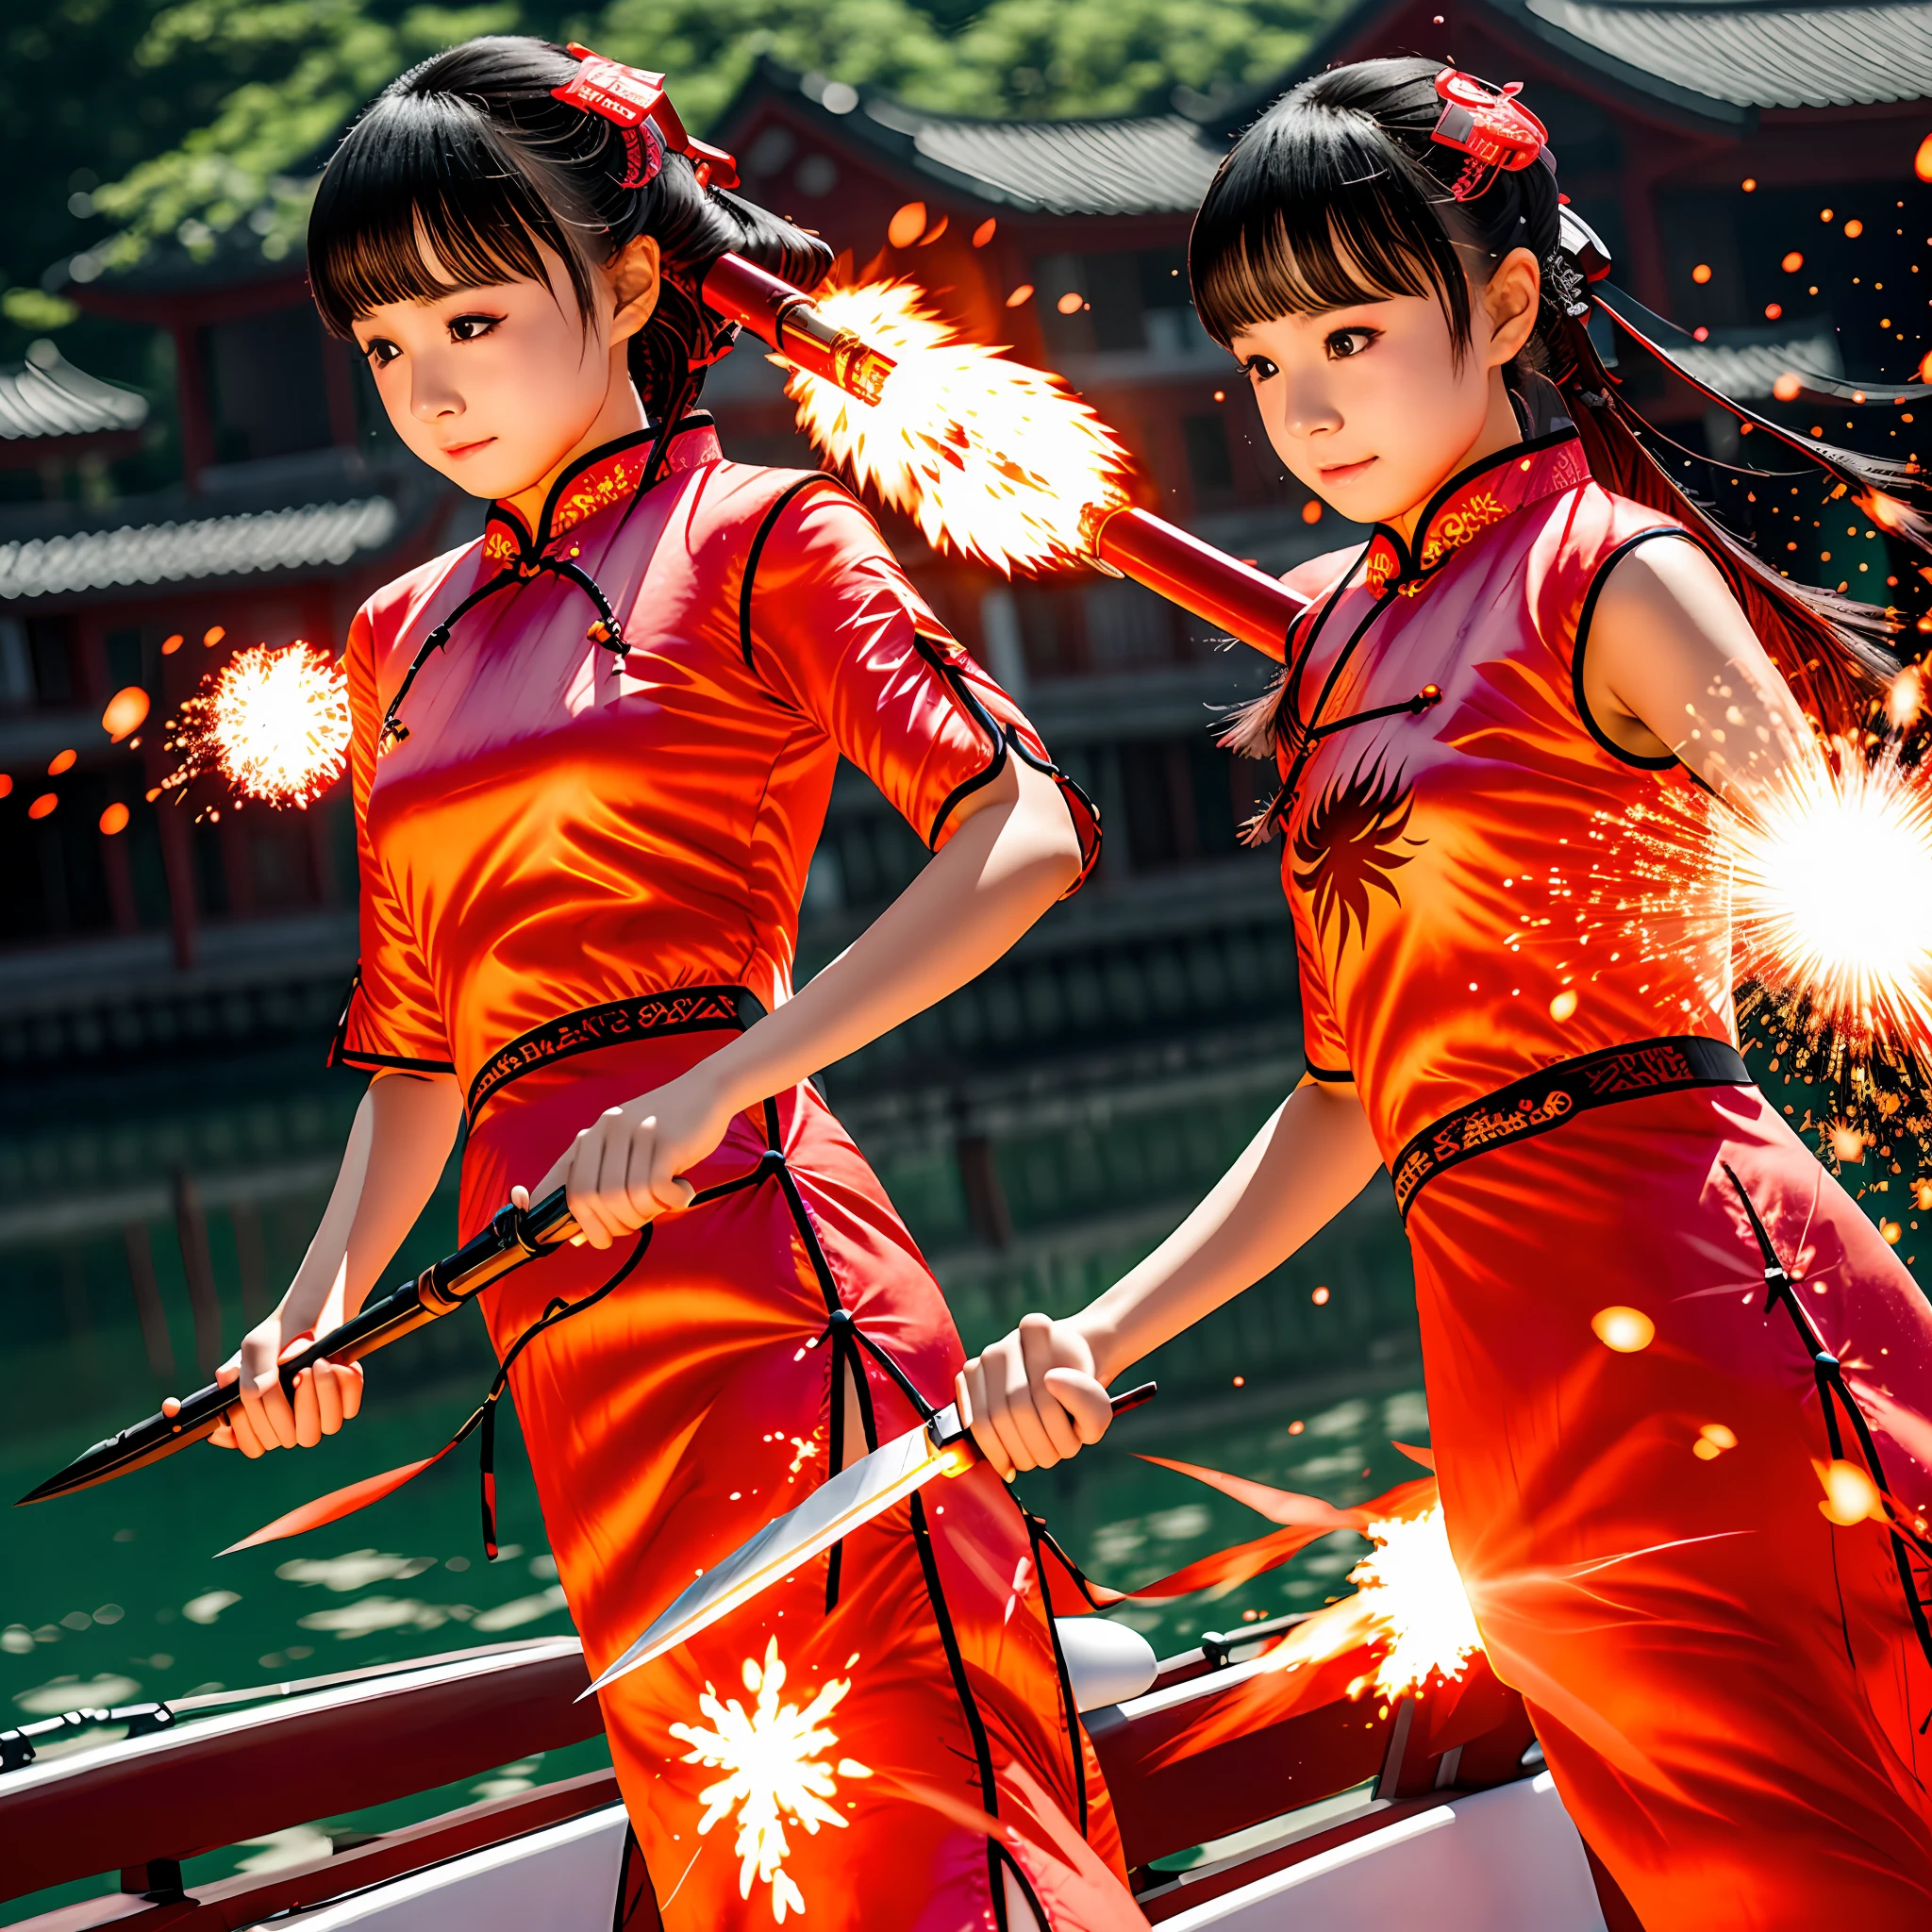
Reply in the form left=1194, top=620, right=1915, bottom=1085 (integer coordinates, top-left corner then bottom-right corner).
left=467, top=984, right=759, bottom=1121
left=1391, top=1034, right=1752, bottom=1221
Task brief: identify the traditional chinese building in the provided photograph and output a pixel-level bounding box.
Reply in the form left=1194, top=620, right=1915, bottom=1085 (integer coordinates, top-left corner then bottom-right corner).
left=2, top=1, right=1924, bottom=1401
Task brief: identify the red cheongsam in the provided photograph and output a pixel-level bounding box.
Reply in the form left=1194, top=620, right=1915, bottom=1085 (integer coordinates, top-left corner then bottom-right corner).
left=1270, top=428, right=1932, bottom=1927
left=335, top=418, right=1125, bottom=1930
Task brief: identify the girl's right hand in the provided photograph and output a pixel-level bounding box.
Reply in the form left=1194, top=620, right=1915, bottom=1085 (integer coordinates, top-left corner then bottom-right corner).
left=957, top=1311, right=1115, bottom=1479
left=206, top=1316, right=364, bottom=1457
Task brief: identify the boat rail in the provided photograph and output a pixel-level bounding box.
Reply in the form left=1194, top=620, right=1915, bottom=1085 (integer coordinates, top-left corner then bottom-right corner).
left=0, top=1620, right=1538, bottom=1926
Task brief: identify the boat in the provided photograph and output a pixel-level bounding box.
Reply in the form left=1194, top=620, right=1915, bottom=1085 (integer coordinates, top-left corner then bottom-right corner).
left=1, top=1610, right=1641, bottom=1930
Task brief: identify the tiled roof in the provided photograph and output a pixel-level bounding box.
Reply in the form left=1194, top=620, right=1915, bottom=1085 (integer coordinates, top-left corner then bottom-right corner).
left=0, top=343, right=147, bottom=445
left=1521, top=0, right=1932, bottom=111
left=0, top=495, right=399, bottom=600
left=858, top=96, right=1225, bottom=215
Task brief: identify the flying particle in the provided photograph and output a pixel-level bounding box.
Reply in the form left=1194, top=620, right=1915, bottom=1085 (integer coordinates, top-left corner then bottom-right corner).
left=1591, top=1306, right=1655, bottom=1352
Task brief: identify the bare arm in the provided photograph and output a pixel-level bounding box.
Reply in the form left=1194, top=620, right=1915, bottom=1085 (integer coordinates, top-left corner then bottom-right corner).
left=959, top=1076, right=1383, bottom=1475
left=1578, top=537, right=1823, bottom=806
left=212, top=1068, right=461, bottom=1456
left=521, top=757, right=1085, bottom=1245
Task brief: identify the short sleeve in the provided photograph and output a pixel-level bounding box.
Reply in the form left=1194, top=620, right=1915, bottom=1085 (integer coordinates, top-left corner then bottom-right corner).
left=327, top=607, right=456, bottom=1074
left=1291, top=902, right=1353, bottom=1083
left=743, top=480, right=1099, bottom=892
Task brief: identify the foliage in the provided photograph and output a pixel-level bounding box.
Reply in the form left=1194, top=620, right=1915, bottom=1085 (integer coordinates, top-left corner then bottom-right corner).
left=10, top=0, right=1348, bottom=305
left=945, top=0, right=1336, bottom=119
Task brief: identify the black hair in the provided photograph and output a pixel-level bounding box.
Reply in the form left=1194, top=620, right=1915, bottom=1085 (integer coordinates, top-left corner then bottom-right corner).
left=1191, top=56, right=1928, bottom=744
left=308, top=36, right=833, bottom=468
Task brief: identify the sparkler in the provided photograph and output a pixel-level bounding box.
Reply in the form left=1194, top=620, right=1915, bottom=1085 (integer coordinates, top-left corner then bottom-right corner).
left=669, top=1637, right=871, bottom=1924
left=1603, top=724, right=1932, bottom=1171
left=700, top=256, right=1309, bottom=652
left=162, top=641, right=351, bottom=810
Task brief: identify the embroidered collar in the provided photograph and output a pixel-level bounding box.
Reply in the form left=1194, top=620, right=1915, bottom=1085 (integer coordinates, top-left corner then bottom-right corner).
left=1361, top=427, right=1589, bottom=598
left=482, top=414, right=723, bottom=567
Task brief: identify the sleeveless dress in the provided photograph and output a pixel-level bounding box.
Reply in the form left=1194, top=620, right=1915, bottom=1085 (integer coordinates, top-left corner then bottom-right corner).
left=333, top=419, right=1126, bottom=1930
left=1273, top=428, right=1932, bottom=1927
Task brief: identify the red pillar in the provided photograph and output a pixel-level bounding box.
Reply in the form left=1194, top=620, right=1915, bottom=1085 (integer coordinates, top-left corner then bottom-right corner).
left=170, top=321, right=216, bottom=489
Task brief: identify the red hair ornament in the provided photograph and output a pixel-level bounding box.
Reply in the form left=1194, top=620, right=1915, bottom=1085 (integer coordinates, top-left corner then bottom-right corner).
left=551, top=43, right=740, bottom=191
left=1430, top=70, right=1548, bottom=201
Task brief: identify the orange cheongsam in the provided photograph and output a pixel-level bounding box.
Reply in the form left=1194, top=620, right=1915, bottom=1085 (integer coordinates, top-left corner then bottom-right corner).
left=334, top=418, right=1125, bottom=1929
left=1270, top=428, right=1932, bottom=1928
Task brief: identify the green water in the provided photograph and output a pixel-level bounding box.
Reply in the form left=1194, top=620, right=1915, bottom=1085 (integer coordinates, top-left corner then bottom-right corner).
left=0, top=1041, right=1425, bottom=1922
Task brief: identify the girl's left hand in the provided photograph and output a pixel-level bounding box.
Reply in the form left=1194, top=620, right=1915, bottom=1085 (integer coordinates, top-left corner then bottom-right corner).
left=513, top=1065, right=737, bottom=1248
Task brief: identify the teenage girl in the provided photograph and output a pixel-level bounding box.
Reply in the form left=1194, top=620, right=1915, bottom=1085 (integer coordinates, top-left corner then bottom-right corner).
left=961, top=57, right=1932, bottom=1927
left=211, top=37, right=1126, bottom=1930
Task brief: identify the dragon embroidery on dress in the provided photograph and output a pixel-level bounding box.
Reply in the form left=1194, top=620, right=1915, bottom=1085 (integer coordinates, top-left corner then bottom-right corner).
left=1292, top=755, right=1427, bottom=959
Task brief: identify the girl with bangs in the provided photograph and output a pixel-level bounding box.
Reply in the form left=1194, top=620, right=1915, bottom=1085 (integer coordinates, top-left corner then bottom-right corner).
left=962, top=56, right=1932, bottom=1924
left=208, top=36, right=1132, bottom=1931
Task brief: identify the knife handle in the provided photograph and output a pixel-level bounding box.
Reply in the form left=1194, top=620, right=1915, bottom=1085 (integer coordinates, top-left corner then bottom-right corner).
left=937, top=1378, right=1158, bottom=1455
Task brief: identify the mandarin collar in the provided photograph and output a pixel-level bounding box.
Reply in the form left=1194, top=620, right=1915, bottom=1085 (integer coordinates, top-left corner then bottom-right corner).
left=1361, top=427, right=1590, bottom=599
left=483, top=415, right=723, bottom=567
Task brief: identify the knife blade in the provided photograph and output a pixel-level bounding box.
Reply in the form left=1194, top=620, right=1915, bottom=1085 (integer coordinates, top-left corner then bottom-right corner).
left=584, top=1379, right=1156, bottom=1697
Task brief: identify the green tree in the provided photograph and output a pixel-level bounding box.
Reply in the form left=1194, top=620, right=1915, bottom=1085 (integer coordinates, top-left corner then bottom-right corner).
left=22, top=0, right=1348, bottom=303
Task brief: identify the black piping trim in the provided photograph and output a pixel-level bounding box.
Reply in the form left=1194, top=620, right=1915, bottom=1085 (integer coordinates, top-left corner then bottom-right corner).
left=533, top=428, right=658, bottom=558
left=1722, top=1164, right=1932, bottom=1698
left=1365, top=425, right=1583, bottom=589
left=1572, top=527, right=1699, bottom=771
left=1003, top=711, right=1104, bottom=891
left=334, top=1048, right=457, bottom=1075
left=907, top=1486, right=1008, bottom=1927
left=1024, top=1510, right=1089, bottom=1840
left=1304, top=1063, right=1356, bottom=1085
left=991, top=1840, right=1052, bottom=1932
left=739, top=475, right=848, bottom=672
left=913, top=631, right=1010, bottom=848
left=1253, top=579, right=1405, bottom=838
left=1275, top=547, right=1366, bottom=752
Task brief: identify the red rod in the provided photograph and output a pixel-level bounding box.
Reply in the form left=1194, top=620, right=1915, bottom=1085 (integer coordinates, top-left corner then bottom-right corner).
left=699, top=256, right=1309, bottom=655
left=1091, top=506, right=1307, bottom=658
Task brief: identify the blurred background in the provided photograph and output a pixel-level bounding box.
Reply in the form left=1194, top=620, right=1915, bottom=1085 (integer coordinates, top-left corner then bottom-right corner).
left=1, top=0, right=1928, bottom=1909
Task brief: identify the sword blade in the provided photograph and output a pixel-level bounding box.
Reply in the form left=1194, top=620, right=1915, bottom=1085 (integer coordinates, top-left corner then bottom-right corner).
left=584, top=1414, right=967, bottom=1698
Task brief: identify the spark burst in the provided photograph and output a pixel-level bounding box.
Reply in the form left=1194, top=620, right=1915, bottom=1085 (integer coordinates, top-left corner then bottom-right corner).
left=1605, top=735, right=1932, bottom=1170
left=1255, top=1500, right=1485, bottom=1699
left=669, top=1638, right=871, bottom=1923
left=1351, top=1505, right=1485, bottom=1698
left=164, top=642, right=351, bottom=809
left=783, top=277, right=1132, bottom=575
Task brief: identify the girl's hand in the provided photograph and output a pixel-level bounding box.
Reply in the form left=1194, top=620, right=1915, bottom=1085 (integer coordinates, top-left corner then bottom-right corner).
left=957, top=1312, right=1115, bottom=1479
left=208, top=1314, right=365, bottom=1457
left=517, top=1064, right=733, bottom=1249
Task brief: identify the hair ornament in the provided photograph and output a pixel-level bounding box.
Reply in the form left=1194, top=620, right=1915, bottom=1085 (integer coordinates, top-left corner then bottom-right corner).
left=551, top=43, right=741, bottom=192
left=1430, top=70, right=1548, bottom=201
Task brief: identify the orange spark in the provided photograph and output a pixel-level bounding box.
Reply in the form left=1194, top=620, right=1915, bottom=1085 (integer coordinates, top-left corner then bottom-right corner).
left=782, top=276, right=1132, bottom=575
left=102, top=687, right=150, bottom=742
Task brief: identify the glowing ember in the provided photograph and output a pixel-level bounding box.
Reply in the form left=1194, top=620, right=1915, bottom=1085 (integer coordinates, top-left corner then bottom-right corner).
left=101, top=686, right=150, bottom=742
left=669, top=1638, right=871, bottom=1923
left=1816, top=1457, right=1887, bottom=1525
left=782, top=276, right=1132, bottom=575
left=1349, top=1505, right=1484, bottom=1699
left=1591, top=1306, right=1656, bottom=1353
left=164, top=642, right=350, bottom=808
